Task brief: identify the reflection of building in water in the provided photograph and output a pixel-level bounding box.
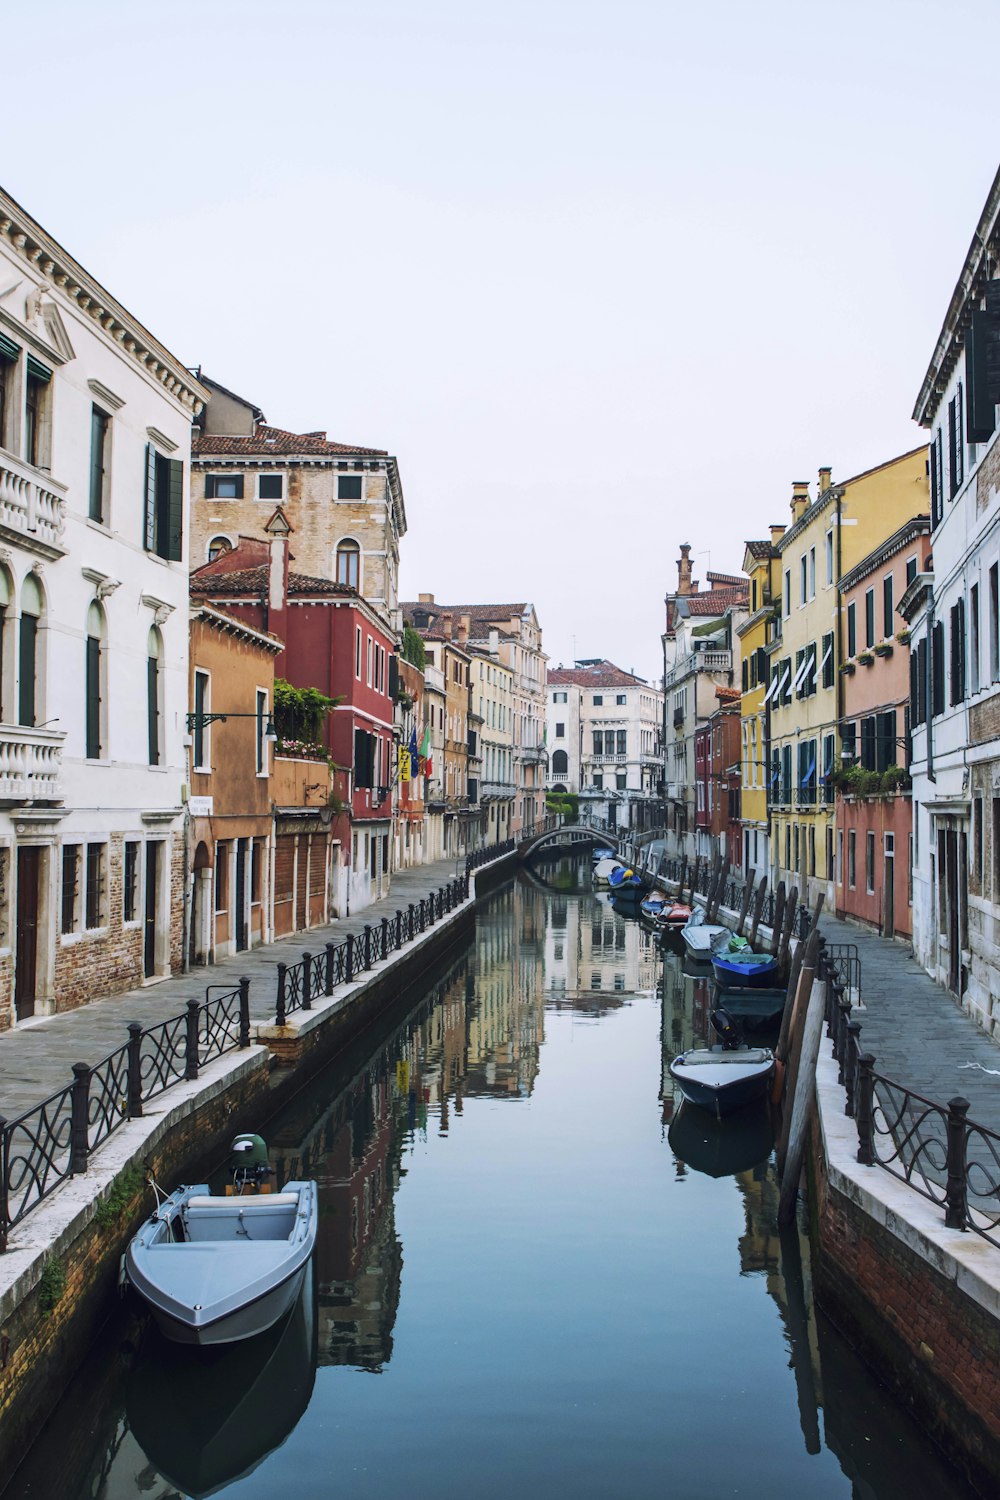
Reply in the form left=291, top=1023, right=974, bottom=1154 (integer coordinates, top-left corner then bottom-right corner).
left=545, top=886, right=658, bottom=1008
left=659, top=949, right=713, bottom=1120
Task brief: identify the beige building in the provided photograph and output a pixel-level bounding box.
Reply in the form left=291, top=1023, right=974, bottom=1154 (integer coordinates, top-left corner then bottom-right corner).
left=191, top=375, right=405, bottom=628
left=469, top=637, right=515, bottom=846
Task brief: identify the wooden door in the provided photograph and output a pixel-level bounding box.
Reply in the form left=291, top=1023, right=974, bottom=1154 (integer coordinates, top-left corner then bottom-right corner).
left=14, top=846, right=40, bottom=1020
left=144, top=841, right=158, bottom=978
left=235, top=839, right=247, bottom=951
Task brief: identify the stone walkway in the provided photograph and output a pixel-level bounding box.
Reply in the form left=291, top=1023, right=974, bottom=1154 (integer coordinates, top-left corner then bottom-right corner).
left=0, top=855, right=474, bottom=1123
left=819, top=915, right=1000, bottom=1139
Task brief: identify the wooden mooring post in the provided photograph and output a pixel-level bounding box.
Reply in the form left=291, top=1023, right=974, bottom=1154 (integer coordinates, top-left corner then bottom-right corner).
left=748, top=877, right=767, bottom=949
left=736, top=874, right=755, bottom=937
left=777, top=885, right=799, bottom=968
left=770, top=882, right=786, bottom=957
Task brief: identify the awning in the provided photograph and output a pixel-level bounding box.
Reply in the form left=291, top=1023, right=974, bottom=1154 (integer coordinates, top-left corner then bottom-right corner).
left=26, top=354, right=51, bottom=383
left=801, top=754, right=816, bottom=787
left=761, top=673, right=780, bottom=705
left=819, top=641, right=833, bottom=677
left=792, top=657, right=810, bottom=693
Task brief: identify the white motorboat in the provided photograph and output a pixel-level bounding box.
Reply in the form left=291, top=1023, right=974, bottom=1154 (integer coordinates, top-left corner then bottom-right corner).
left=126, top=1136, right=318, bottom=1346
left=681, top=906, right=729, bottom=962
left=593, top=857, right=624, bottom=887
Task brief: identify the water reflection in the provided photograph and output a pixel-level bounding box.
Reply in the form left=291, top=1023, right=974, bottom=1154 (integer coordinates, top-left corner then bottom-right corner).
left=4, top=863, right=977, bottom=1500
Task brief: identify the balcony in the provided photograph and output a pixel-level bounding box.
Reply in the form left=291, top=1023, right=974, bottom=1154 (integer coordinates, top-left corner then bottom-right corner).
left=666, top=781, right=685, bottom=802
left=0, top=725, right=65, bottom=803
left=481, top=779, right=517, bottom=801
left=591, top=753, right=626, bottom=764
left=272, top=753, right=332, bottom=810
left=518, top=745, right=547, bottom=764
left=673, top=707, right=685, bottom=727
left=0, top=453, right=67, bottom=558
left=700, top=649, right=732, bottom=671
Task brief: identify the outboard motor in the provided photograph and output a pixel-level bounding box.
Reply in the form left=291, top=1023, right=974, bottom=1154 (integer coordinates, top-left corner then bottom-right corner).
left=710, top=1007, right=742, bottom=1051
left=229, top=1133, right=274, bottom=1193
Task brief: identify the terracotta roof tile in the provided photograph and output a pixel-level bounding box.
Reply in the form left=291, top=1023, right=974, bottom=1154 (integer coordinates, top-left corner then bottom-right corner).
left=190, top=565, right=356, bottom=599
left=744, top=540, right=774, bottom=560
left=547, top=660, right=648, bottom=688
left=193, top=424, right=387, bottom=459
left=684, top=588, right=748, bottom=615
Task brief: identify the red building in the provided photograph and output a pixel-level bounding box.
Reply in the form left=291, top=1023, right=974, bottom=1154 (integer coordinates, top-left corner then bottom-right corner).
left=694, top=722, right=711, bottom=857
left=191, top=512, right=398, bottom=915
left=709, top=691, right=743, bottom=872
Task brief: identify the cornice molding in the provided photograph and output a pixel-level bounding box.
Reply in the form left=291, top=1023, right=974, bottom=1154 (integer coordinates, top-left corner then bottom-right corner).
left=837, top=515, right=931, bottom=595
left=88, top=377, right=125, bottom=412
left=147, top=425, right=178, bottom=454
left=0, top=189, right=209, bottom=415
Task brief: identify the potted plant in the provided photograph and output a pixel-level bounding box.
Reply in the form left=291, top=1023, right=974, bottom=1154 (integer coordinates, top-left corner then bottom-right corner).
left=839, top=660, right=856, bottom=676
left=873, top=641, right=893, bottom=657
left=896, top=629, right=911, bottom=647
left=857, top=650, right=875, bottom=666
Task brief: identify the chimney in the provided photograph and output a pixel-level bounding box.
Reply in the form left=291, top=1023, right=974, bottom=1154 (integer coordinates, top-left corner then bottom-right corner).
left=818, top=466, right=832, bottom=496
left=677, top=543, right=694, bottom=597
left=770, top=523, right=786, bottom=548
left=442, top=611, right=453, bottom=640
left=489, top=628, right=499, bottom=655
left=457, top=614, right=470, bottom=645
left=263, top=507, right=292, bottom=639
left=791, top=481, right=810, bottom=523
left=418, top=592, right=434, bottom=604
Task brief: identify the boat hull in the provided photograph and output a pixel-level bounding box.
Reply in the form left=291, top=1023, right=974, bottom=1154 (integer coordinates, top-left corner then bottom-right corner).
left=668, top=1049, right=775, bottom=1120
left=146, top=1260, right=309, bottom=1347
left=715, top=986, right=786, bottom=1025
left=711, top=955, right=779, bottom=990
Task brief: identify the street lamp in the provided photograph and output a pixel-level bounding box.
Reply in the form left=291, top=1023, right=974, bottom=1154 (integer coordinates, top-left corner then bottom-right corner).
left=187, top=709, right=278, bottom=741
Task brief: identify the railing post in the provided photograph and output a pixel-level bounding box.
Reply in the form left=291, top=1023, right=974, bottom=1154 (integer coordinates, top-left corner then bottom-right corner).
left=844, top=1020, right=862, bottom=1117
left=381, top=916, right=389, bottom=956
left=856, top=1052, right=876, bottom=1165
left=945, top=1096, right=971, bottom=1230
left=396, top=910, right=404, bottom=949
left=185, top=1000, right=201, bottom=1080
left=836, top=998, right=852, bottom=1082
left=302, top=952, right=313, bottom=1011
left=127, top=1022, right=144, bottom=1119
left=70, top=1063, right=91, bottom=1174
left=0, top=1117, right=8, bottom=1253
left=429, top=892, right=436, bottom=925
left=408, top=902, right=416, bottom=941
left=238, top=977, right=251, bottom=1047
left=325, top=943, right=336, bottom=996
left=345, top=938, right=354, bottom=984
left=276, top=962, right=288, bottom=1025
left=364, top=924, right=372, bottom=968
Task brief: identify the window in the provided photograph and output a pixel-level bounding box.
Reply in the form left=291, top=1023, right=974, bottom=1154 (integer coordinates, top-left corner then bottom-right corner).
left=207, top=536, right=232, bottom=563
left=950, top=599, right=966, bottom=706
left=800, top=555, right=807, bottom=605
left=821, top=630, right=835, bottom=689
left=147, top=627, right=162, bottom=765
left=85, top=602, right=105, bottom=759
left=193, top=670, right=210, bottom=769
left=593, top=773, right=603, bottom=790
left=883, top=574, right=893, bottom=638
left=551, top=748, right=568, bottom=775
left=848, top=830, right=856, bottom=889
left=593, top=731, right=603, bottom=755
left=338, top=474, right=363, bottom=500
left=616, top=772, right=626, bottom=790
left=366, top=636, right=373, bottom=687
left=256, top=688, right=269, bottom=776
left=124, top=841, right=139, bottom=923
left=837, top=829, right=843, bottom=886
left=930, top=428, right=943, bottom=529
left=847, top=601, right=856, bottom=658
left=144, top=445, right=184, bottom=561
left=974, top=796, right=984, bottom=891
left=555, top=722, right=565, bottom=737
left=204, top=473, right=244, bottom=499
left=0, top=334, right=17, bottom=451
left=825, top=531, right=834, bottom=585
left=948, top=383, right=964, bottom=498
left=89, top=406, right=111, bottom=523
left=971, top=583, right=981, bottom=693
left=336, top=538, right=360, bottom=589
left=85, top=843, right=104, bottom=929
left=864, top=588, right=875, bottom=649
left=865, top=831, right=875, bottom=895
left=809, top=547, right=816, bottom=598
left=876, top=710, right=896, bottom=772
left=992, top=563, right=1000, bottom=683
left=932, top=620, right=945, bottom=717
left=616, top=693, right=626, bottom=705
left=784, top=570, right=791, bottom=616
left=61, top=845, right=80, bottom=934
left=24, top=356, right=51, bottom=469
left=616, top=730, right=627, bottom=755
left=355, top=625, right=362, bottom=678
left=251, top=839, right=263, bottom=904
left=19, top=573, right=42, bottom=727
left=553, top=691, right=567, bottom=703
left=593, top=694, right=603, bottom=705
left=258, top=474, right=283, bottom=500
left=906, top=556, right=918, bottom=586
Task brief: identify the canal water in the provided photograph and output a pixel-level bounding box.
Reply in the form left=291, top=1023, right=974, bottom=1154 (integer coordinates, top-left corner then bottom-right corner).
left=5, top=861, right=977, bottom=1500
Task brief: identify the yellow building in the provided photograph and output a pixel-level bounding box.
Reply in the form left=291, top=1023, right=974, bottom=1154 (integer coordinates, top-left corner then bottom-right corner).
left=768, top=451, right=928, bottom=907
left=737, top=527, right=786, bottom=876
left=468, top=643, right=516, bottom=846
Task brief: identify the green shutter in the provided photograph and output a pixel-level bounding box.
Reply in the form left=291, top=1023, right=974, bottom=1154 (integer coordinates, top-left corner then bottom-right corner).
left=86, top=636, right=101, bottom=758
left=167, top=458, right=184, bottom=561
left=18, top=614, right=36, bottom=726
left=144, top=444, right=156, bottom=552
left=25, top=354, right=51, bottom=383
left=147, top=656, right=160, bottom=765
left=0, top=332, right=19, bottom=361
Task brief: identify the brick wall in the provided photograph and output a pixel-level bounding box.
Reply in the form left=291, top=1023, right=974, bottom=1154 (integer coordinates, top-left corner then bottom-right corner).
left=809, top=1125, right=1000, bottom=1492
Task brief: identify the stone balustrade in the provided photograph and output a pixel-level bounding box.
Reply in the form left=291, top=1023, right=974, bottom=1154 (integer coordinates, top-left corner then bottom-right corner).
left=0, top=725, right=65, bottom=803
left=0, top=453, right=68, bottom=555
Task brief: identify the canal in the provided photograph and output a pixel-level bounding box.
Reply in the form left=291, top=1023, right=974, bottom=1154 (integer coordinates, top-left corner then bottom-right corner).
left=5, top=861, right=977, bottom=1499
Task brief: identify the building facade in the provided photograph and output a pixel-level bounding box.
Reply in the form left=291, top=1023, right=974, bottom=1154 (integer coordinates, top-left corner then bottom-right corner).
left=834, top=519, right=930, bottom=939
left=546, top=660, right=663, bottom=833
left=0, top=187, right=207, bottom=1027
left=738, top=531, right=785, bottom=878
left=469, top=640, right=515, bottom=846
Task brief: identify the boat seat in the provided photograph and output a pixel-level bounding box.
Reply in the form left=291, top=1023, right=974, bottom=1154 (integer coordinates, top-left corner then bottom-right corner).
left=678, top=1050, right=772, bottom=1067
left=186, top=1193, right=300, bottom=1210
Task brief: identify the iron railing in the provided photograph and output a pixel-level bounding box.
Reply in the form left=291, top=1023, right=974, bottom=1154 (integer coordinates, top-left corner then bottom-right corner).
left=821, top=945, right=1000, bottom=1250
left=466, top=838, right=515, bottom=870
left=0, top=979, right=251, bottom=1250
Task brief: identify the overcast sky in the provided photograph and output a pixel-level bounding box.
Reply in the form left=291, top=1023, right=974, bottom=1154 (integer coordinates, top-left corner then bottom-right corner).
left=5, top=1, right=999, bottom=682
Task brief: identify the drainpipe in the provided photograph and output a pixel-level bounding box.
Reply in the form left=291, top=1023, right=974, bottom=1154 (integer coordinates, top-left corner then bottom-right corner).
left=926, top=599, right=936, bottom=783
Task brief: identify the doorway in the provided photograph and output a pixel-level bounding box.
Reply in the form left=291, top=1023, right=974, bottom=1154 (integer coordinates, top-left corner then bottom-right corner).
left=884, top=833, right=895, bottom=940
left=235, top=839, right=248, bottom=951
left=14, top=846, right=40, bottom=1021
left=144, top=841, right=159, bottom=978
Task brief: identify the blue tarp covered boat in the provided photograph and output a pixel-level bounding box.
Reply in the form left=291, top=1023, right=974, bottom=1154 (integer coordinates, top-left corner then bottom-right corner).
left=711, top=950, right=779, bottom=990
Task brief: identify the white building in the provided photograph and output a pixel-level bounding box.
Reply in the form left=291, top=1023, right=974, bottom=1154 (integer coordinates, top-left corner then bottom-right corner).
left=0, top=186, right=206, bottom=1027
left=468, top=635, right=516, bottom=846
left=546, top=660, right=663, bottom=834
left=909, top=163, right=1000, bottom=1032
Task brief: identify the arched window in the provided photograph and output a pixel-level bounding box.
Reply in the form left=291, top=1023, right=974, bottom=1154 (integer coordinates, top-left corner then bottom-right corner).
left=551, top=748, right=568, bottom=776
left=85, top=601, right=107, bottom=759
left=19, top=573, right=43, bottom=727
left=336, top=538, right=360, bottom=590
left=208, top=536, right=232, bottom=563
left=147, top=626, right=162, bottom=766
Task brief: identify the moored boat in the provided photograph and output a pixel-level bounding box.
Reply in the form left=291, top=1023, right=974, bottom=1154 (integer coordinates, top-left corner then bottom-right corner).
left=126, top=1135, right=318, bottom=1346
left=668, top=1007, right=776, bottom=1119
left=668, top=1099, right=775, bottom=1178
left=711, top=949, right=780, bottom=990
left=655, top=900, right=692, bottom=928
left=593, top=857, right=623, bottom=886
left=682, top=907, right=728, bottom=962
left=714, top=985, right=786, bottom=1027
